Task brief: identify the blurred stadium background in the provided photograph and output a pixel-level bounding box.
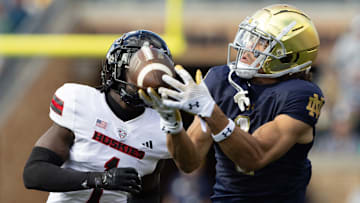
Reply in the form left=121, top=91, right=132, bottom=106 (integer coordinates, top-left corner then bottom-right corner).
left=1, top=0, right=360, bottom=202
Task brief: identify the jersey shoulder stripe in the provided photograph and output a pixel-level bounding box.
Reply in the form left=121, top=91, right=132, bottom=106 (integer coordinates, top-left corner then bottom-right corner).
left=50, top=94, right=64, bottom=115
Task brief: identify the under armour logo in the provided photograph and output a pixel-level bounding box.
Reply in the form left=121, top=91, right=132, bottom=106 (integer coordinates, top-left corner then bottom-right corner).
left=161, top=126, right=171, bottom=134
left=164, top=113, right=173, bottom=121
left=188, top=101, right=200, bottom=110
left=222, top=127, right=232, bottom=137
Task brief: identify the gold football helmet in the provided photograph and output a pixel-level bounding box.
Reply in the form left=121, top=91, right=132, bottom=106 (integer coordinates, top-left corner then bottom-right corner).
left=227, top=4, right=320, bottom=79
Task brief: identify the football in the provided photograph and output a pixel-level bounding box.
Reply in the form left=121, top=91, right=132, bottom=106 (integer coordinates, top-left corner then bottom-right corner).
left=127, top=44, right=175, bottom=89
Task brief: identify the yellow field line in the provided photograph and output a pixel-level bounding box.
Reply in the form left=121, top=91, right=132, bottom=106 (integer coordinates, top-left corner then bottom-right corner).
left=0, top=0, right=185, bottom=57
left=0, top=33, right=184, bottom=57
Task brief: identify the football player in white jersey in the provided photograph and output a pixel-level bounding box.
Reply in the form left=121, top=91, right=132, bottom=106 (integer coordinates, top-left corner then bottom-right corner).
left=23, top=30, right=173, bottom=203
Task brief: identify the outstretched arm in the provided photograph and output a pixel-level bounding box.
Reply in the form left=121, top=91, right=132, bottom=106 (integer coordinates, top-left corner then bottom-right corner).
left=23, top=123, right=85, bottom=192
left=23, top=123, right=141, bottom=193
left=205, top=105, right=313, bottom=171
left=167, top=116, right=213, bottom=173
left=160, top=65, right=314, bottom=172
left=138, top=88, right=212, bottom=173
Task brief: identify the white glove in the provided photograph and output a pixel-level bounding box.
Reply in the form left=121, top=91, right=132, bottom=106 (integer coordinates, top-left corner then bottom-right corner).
left=138, top=88, right=183, bottom=134
left=159, top=65, right=215, bottom=118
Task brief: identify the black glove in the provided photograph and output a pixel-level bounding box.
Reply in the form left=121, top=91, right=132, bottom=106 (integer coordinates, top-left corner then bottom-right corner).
left=86, top=167, right=142, bottom=194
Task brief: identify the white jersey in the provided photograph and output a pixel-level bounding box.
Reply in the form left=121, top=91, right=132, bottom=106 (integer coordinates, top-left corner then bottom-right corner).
left=47, top=83, right=171, bottom=203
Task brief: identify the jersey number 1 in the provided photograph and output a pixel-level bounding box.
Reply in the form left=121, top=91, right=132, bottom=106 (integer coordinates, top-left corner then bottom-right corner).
left=87, top=157, right=120, bottom=203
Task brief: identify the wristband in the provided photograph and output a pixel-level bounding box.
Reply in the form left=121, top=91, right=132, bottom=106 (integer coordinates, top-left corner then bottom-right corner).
left=160, top=118, right=183, bottom=134
left=159, top=109, right=183, bottom=134
left=211, top=118, right=235, bottom=142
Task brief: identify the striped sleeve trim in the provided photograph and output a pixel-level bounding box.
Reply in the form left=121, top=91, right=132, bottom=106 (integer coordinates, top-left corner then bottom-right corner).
left=50, top=94, right=64, bottom=116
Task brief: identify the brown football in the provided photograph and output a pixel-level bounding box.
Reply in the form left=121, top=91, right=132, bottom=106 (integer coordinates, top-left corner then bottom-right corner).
left=127, top=45, right=175, bottom=89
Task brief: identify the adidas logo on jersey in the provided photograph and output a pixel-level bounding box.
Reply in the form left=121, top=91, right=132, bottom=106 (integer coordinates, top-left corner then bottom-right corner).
left=142, top=140, right=153, bottom=149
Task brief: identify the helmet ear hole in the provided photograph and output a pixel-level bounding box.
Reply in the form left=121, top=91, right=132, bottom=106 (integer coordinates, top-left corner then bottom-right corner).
left=280, top=54, right=293, bottom=63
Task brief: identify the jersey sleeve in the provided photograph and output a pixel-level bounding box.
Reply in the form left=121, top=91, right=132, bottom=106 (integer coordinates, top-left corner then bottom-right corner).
left=49, top=83, right=77, bottom=130
left=204, top=68, right=216, bottom=92
left=280, top=88, right=325, bottom=127
left=204, top=66, right=228, bottom=101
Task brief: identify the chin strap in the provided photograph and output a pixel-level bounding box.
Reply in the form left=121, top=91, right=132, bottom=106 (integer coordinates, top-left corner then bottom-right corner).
left=228, top=69, right=250, bottom=112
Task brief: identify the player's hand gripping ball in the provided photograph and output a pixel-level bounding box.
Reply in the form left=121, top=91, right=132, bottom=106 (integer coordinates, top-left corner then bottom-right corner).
left=127, top=44, right=175, bottom=89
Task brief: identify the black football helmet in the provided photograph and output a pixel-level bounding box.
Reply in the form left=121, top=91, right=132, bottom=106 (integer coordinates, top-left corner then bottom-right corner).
left=101, top=30, right=172, bottom=106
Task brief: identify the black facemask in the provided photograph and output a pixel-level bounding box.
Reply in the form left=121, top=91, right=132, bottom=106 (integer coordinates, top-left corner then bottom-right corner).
left=113, top=82, right=145, bottom=107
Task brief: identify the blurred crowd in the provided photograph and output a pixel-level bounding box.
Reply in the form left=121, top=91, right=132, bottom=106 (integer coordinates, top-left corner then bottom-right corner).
left=314, top=14, right=360, bottom=155
left=0, top=0, right=28, bottom=33
left=0, top=0, right=52, bottom=75
left=0, top=0, right=52, bottom=33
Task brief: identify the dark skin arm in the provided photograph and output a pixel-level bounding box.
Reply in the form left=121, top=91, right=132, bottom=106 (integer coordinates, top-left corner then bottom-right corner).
left=23, top=123, right=86, bottom=192
left=34, top=122, right=74, bottom=160
left=34, top=123, right=159, bottom=197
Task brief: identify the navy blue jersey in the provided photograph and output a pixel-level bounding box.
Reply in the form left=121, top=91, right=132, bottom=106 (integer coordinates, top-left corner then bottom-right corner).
left=204, top=65, right=324, bottom=202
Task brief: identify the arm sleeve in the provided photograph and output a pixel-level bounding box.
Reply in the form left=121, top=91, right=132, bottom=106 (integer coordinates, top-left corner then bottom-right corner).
left=23, top=147, right=89, bottom=192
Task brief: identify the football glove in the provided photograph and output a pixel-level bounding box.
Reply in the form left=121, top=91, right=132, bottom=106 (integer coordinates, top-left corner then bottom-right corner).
left=86, top=167, right=141, bottom=194
left=138, top=87, right=183, bottom=134
left=159, top=65, right=215, bottom=118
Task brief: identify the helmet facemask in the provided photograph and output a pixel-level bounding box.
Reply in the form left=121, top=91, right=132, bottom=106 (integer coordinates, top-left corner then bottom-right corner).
left=101, top=30, right=172, bottom=107
left=227, top=17, right=298, bottom=80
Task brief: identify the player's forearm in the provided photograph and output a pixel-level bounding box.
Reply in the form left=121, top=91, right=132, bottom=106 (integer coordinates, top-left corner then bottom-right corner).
left=221, top=128, right=265, bottom=171
left=166, top=130, right=201, bottom=173
left=23, top=147, right=88, bottom=192
left=24, top=147, right=142, bottom=193
left=205, top=105, right=264, bottom=170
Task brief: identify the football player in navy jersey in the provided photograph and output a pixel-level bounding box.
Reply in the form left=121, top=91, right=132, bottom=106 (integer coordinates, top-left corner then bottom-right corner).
left=140, top=4, right=325, bottom=203
left=23, top=30, right=174, bottom=203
